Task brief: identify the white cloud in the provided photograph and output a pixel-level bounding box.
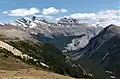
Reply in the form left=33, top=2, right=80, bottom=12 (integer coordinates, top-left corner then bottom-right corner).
left=35, top=15, right=53, bottom=20
left=2, top=11, right=8, bottom=14
left=55, top=17, right=61, bottom=21
left=42, top=7, right=60, bottom=15
left=3, top=7, right=68, bottom=16
left=61, top=9, right=68, bottom=13
left=3, top=7, right=40, bottom=16
left=70, top=13, right=96, bottom=19
left=55, top=16, right=69, bottom=21
left=42, top=7, right=68, bottom=15
left=69, top=9, right=119, bottom=22
left=55, top=9, right=120, bottom=26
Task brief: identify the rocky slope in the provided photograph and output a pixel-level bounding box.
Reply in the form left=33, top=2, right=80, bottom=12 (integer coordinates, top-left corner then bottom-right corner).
left=70, top=24, right=120, bottom=79
left=0, top=47, right=81, bottom=79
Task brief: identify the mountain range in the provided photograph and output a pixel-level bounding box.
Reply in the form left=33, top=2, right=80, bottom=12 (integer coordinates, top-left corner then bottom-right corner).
left=8, top=16, right=103, bottom=50
left=0, top=16, right=120, bottom=79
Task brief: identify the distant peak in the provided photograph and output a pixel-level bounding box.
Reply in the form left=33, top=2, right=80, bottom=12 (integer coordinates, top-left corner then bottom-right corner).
left=58, top=17, right=79, bottom=25
left=106, top=24, right=120, bottom=30
left=109, top=24, right=116, bottom=27
left=32, top=16, right=36, bottom=21
left=100, top=24, right=120, bottom=34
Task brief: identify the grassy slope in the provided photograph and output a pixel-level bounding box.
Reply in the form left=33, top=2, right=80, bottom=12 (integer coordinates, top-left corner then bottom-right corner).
left=6, top=40, right=85, bottom=78
left=0, top=47, right=31, bottom=70
left=0, top=47, right=77, bottom=79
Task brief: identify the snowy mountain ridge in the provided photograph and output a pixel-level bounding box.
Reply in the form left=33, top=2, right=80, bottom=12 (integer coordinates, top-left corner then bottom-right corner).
left=0, top=16, right=118, bottom=51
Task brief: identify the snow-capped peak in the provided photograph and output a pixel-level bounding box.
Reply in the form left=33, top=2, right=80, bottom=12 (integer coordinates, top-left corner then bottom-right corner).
left=13, top=16, right=48, bottom=28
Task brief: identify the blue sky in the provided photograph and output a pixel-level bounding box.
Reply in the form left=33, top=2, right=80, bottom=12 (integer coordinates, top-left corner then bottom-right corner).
left=0, top=0, right=119, bottom=22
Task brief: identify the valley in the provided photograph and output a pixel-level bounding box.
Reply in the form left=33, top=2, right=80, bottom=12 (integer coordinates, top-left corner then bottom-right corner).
left=0, top=17, right=119, bottom=79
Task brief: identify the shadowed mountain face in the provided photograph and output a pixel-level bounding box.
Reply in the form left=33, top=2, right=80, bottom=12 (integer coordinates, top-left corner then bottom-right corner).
left=71, top=24, right=120, bottom=78
left=32, top=33, right=86, bottom=50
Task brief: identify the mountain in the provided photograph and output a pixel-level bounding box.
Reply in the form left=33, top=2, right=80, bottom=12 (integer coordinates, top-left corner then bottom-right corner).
left=9, top=16, right=103, bottom=51
left=58, top=17, right=79, bottom=25
left=70, top=24, right=120, bottom=79
left=0, top=23, right=93, bottom=78
left=0, top=16, right=120, bottom=79
left=0, top=16, right=105, bottom=78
